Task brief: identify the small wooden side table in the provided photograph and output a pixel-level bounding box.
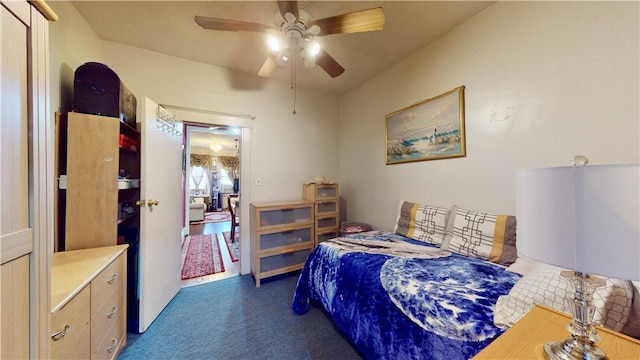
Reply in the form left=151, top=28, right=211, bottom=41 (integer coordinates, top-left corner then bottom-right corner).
left=473, top=304, right=640, bottom=359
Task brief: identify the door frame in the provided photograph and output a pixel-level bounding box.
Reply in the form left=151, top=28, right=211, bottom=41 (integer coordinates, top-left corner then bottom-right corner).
left=162, top=105, right=253, bottom=276
left=183, top=124, right=240, bottom=228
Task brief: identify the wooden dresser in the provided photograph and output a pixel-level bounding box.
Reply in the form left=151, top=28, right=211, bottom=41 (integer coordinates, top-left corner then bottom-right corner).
left=303, top=183, right=340, bottom=246
left=51, top=245, right=128, bottom=359
left=250, top=201, right=314, bottom=287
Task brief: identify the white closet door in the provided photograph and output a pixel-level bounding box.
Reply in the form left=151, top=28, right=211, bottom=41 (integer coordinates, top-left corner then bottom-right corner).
left=1, top=3, right=31, bottom=358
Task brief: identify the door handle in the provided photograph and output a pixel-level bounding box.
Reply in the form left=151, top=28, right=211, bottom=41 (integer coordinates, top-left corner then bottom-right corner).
left=136, top=200, right=146, bottom=207
left=148, top=199, right=159, bottom=206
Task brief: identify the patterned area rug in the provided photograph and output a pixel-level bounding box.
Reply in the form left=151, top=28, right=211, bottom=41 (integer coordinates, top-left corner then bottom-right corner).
left=181, top=234, right=225, bottom=279
left=222, top=231, right=240, bottom=262
left=191, top=211, right=232, bottom=224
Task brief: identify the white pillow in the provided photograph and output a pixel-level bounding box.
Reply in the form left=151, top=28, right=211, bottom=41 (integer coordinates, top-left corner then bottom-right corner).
left=505, top=254, right=542, bottom=276
left=494, top=263, right=634, bottom=332
left=393, top=200, right=449, bottom=246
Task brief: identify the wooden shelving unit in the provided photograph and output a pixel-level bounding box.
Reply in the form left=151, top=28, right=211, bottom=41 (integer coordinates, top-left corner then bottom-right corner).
left=59, top=111, right=141, bottom=333
left=63, top=112, right=140, bottom=250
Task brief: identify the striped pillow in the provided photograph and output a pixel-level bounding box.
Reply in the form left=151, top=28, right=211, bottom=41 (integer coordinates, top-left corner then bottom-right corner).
left=442, top=207, right=517, bottom=266
left=393, top=200, right=450, bottom=246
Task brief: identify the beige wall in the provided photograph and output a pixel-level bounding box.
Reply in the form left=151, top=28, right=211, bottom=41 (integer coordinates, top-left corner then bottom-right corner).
left=48, top=2, right=340, bottom=206
left=48, top=2, right=340, bottom=275
left=50, top=1, right=640, bottom=234
left=338, top=1, right=640, bottom=230
left=49, top=2, right=102, bottom=117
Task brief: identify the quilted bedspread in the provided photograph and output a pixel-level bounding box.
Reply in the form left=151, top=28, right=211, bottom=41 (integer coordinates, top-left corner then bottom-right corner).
left=292, top=232, right=522, bottom=359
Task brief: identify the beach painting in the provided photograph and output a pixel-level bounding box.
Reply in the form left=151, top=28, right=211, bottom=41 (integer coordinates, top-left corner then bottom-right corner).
left=385, top=86, right=466, bottom=165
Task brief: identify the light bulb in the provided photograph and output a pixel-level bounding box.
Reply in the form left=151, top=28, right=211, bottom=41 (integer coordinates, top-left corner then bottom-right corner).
left=267, top=35, right=281, bottom=52
left=309, top=42, right=320, bottom=57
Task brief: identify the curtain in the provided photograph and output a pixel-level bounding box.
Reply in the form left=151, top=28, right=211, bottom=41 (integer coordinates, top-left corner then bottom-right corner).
left=219, top=156, right=239, bottom=179
left=189, top=154, right=213, bottom=197
left=190, top=154, right=212, bottom=169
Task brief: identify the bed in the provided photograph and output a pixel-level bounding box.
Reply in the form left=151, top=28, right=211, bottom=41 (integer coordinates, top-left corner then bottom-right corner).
left=292, top=231, right=521, bottom=359
left=292, top=201, right=639, bottom=359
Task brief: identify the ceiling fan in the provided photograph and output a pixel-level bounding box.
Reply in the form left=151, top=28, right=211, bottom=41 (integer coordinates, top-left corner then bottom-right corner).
left=194, top=1, right=385, bottom=78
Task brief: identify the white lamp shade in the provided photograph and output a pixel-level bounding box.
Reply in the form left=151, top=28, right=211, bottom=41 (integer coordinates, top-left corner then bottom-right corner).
left=516, top=164, right=640, bottom=280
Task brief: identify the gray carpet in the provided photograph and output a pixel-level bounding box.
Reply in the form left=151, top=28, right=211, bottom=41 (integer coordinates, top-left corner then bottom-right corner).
left=118, top=273, right=363, bottom=359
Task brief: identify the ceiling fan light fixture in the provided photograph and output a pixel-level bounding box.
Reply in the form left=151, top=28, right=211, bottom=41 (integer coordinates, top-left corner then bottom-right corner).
left=267, top=35, right=282, bottom=52
left=309, top=42, right=320, bottom=57
left=195, top=2, right=385, bottom=80
left=274, top=49, right=290, bottom=68
left=302, top=57, right=317, bottom=70
left=299, top=40, right=319, bottom=69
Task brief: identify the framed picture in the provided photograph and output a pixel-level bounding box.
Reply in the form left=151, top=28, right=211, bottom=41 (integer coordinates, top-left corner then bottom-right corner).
left=385, top=86, right=466, bottom=165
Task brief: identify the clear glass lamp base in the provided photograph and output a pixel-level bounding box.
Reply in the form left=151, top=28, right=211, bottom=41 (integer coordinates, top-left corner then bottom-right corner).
left=543, top=271, right=608, bottom=360
left=544, top=338, right=607, bottom=360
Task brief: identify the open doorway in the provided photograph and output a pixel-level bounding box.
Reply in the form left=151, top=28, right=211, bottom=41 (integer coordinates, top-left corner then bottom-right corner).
left=182, top=123, right=241, bottom=287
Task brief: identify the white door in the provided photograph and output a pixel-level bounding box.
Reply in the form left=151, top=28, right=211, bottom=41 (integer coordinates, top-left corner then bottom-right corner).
left=138, top=98, right=183, bottom=332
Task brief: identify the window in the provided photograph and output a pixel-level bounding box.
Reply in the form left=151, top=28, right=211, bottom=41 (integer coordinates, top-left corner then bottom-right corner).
left=218, top=168, right=233, bottom=187
left=189, top=165, right=210, bottom=196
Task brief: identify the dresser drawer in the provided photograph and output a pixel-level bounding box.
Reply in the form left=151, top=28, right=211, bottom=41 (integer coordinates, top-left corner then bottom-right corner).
left=316, top=229, right=339, bottom=245
left=303, top=183, right=339, bottom=201
left=256, top=226, right=313, bottom=252
left=92, top=322, right=124, bottom=360
left=316, top=215, right=338, bottom=232
left=91, top=253, right=126, bottom=313
left=50, top=286, right=91, bottom=359
left=256, top=205, right=313, bottom=231
left=258, top=246, right=312, bottom=274
left=91, top=285, right=125, bottom=354
left=315, top=200, right=338, bottom=216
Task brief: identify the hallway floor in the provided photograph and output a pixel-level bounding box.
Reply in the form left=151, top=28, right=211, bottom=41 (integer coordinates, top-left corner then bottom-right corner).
left=181, top=219, right=240, bottom=288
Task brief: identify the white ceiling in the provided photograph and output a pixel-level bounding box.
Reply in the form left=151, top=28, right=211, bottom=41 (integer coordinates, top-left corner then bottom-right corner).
left=189, top=126, right=240, bottom=155
left=71, top=1, right=494, bottom=96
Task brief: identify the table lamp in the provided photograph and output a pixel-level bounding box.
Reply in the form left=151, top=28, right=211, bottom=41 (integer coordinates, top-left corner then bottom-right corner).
left=516, top=163, right=639, bottom=360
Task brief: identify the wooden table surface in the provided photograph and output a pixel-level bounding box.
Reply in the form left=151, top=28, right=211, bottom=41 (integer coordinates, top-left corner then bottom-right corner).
left=473, top=304, right=640, bottom=359
left=50, top=245, right=128, bottom=313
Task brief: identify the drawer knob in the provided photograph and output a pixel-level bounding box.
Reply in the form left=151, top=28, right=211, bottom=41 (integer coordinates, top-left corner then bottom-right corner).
left=106, top=338, right=118, bottom=353
left=107, top=274, right=117, bottom=284
left=107, top=306, right=118, bottom=319
left=51, top=325, right=72, bottom=341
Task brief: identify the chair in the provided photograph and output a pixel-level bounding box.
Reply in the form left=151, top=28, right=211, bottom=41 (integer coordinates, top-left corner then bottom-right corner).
left=189, top=198, right=206, bottom=222
left=228, top=195, right=240, bottom=242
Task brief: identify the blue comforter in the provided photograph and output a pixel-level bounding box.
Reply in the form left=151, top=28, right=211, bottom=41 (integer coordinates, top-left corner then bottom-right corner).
left=292, top=232, right=521, bottom=359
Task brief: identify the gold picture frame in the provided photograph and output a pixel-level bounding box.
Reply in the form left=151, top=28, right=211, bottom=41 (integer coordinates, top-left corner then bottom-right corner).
left=385, top=86, right=466, bottom=165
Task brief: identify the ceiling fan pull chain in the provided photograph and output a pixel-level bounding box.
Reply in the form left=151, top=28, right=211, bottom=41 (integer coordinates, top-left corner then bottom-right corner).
left=291, top=32, right=297, bottom=115
left=290, top=32, right=295, bottom=90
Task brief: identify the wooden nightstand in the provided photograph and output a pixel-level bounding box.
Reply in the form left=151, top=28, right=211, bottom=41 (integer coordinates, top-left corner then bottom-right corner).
left=473, top=304, right=640, bottom=359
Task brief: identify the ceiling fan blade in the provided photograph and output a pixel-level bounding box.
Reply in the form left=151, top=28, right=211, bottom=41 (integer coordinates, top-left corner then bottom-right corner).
left=315, top=49, right=345, bottom=78
left=258, top=57, right=277, bottom=77
left=277, top=1, right=299, bottom=21
left=308, top=7, right=385, bottom=35
left=194, top=16, right=271, bottom=32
